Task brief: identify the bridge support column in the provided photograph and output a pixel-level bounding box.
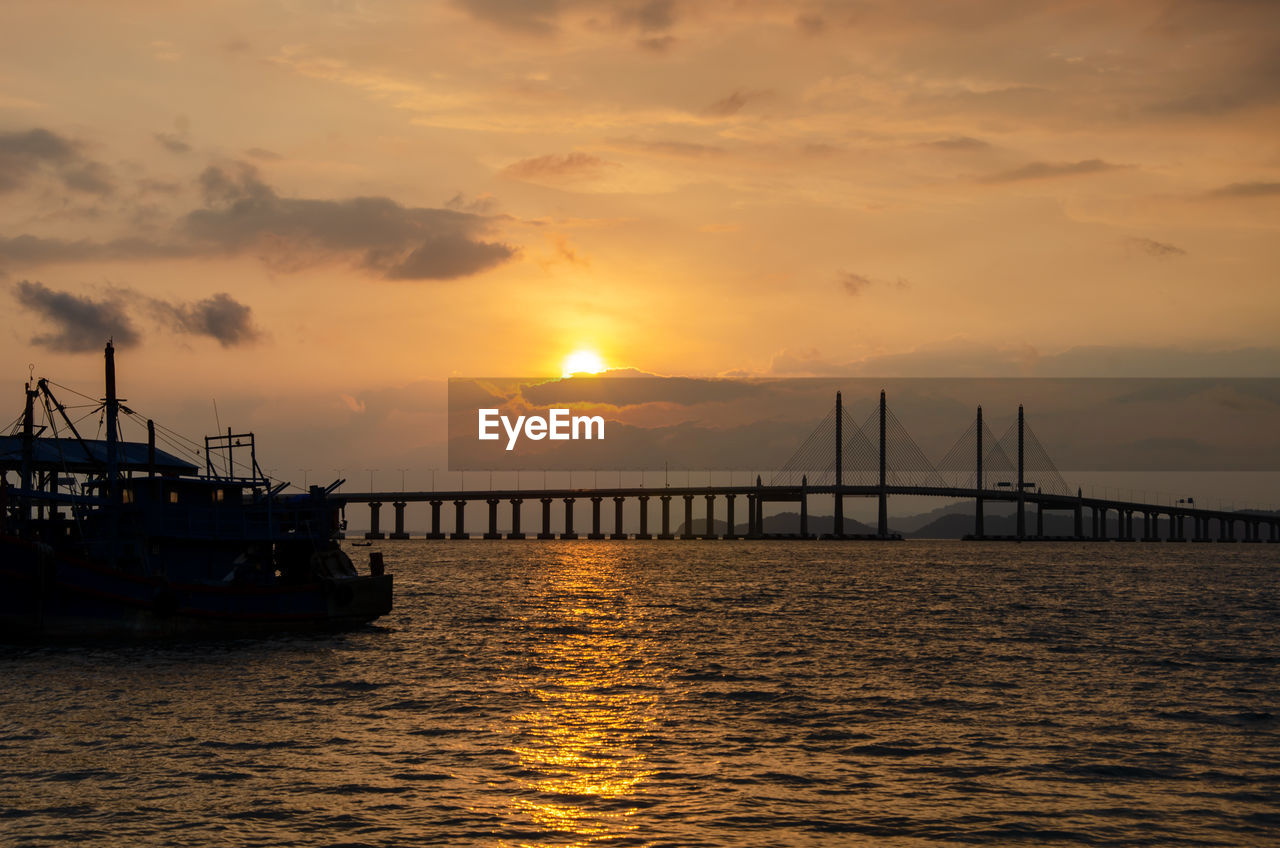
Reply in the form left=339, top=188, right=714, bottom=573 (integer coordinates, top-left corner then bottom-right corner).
left=1244, top=520, right=1261, bottom=543
left=659, top=495, right=673, bottom=539
left=1073, top=502, right=1083, bottom=540
left=538, top=497, right=555, bottom=539
left=703, top=493, right=716, bottom=539
left=681, top=494, right=695, bottom=539
left=561, top=498, right=578, bottom=540
left=724, top=494, right=736, bottom=539
left=391, top=501, right=409, bottom=539
left=746, top=494, right=758, bottom=538
left=975, top=493, right=985, bottom=540
left=451, top=500, right=469, bottom=539
left=1270, top=521, right=1279, bottom=542
left=1035, top=500, right=1043, bottom=539
left=588, top=496, right=604, bottom=539
left=1092, top=506, right=1101, bottom=540
left=1193, top=515, right=1210, bottom=542
left=636, top=495, right=651, bottom=539
left=611, top=496, right=627, bottom=539
left=800, top=479, right=809, bottom=539
left=428, top=499, right=444, bottom=539
left=1219, top=517, right=1233, bottom=542
left=484, top=498, right=501, bottom=539
left=1142, top=512, right=1157, bottom=542
left=1169, top=513, right=1185, bottom=542
left=507, top=498, right=525, bottom=539
left=365, top=501, right=385, bottom=540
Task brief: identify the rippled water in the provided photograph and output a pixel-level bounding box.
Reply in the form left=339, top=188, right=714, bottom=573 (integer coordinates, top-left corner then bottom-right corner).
left=2, top=541, right=1278, bottom=846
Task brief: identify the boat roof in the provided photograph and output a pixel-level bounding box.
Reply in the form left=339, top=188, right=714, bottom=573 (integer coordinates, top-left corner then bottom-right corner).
left=0, top=436, right=199, bottom=475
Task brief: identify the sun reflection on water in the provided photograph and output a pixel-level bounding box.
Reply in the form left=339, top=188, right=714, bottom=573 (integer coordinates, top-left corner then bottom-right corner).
left=499, top=546, right=662, bottom=847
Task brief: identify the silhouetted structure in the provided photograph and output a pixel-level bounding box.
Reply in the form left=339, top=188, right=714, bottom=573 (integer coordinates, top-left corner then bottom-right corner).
left=332, top=392, right=1279, bottom=543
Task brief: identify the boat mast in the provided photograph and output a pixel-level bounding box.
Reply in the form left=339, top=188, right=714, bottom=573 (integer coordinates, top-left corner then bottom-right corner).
left=104, top=340, right=119, bottom=500
left=21, top=379, right=36, bottom=518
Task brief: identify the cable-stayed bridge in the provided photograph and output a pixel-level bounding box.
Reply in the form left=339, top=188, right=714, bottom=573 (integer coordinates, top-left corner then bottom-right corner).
left=335, top=392, right=1279, bottom=543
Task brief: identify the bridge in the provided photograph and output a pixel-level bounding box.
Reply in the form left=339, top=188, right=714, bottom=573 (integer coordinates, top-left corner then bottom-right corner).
left=332, top=392, right=1279, bottom=543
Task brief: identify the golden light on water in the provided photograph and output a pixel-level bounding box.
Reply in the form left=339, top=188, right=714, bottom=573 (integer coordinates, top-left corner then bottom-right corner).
left=561, top=350, right=607, bottom=378
left=500, top=547, right=660, bottom=847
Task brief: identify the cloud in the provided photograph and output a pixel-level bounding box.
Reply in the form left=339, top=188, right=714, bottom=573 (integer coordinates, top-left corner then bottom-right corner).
left=840, top=271, right=873, bottom=296
left=795, top=13, right=824, bottom=35
left=501, top=151, right=613, bottom=180
left=149, top=292, right=261, bottom=347
left=0, top=162, right=517, bottom=281
left=1206, top=181, right=1280, bottom=199
left=704, top=89, right=765, bottom=117
left=0, top=234, right=190, bottom=265
left=924, top=136, right=990, bottom=151
left=615, top=0, right=676, bottom=33
left=839, top=271, right=908, bottom=296
left=13, top=281, right=262, bottom=351
left=0, top=127, right=114, bottom=196
left=636, top=35, right=676, bottom=52
left=606, top=137, right=725, bottom=158
left=981, top=159, right=1123, bottom=183
left=13, top=280, right=140, bottom=351
left=183, top=162, right=516, bottom=279
left=1129, top=237, right=1186, bottom=257
left=154, top=132, right=191, bottom=154
left=453, top=0, right=561, bottom=35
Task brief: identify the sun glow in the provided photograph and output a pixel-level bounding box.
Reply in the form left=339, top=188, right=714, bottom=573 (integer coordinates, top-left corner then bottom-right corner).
left=562, top=349, right=607, bottom=377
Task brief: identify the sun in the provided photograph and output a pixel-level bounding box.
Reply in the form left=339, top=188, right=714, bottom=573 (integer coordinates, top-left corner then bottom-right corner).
left=562, top=349, right=607, bottom=377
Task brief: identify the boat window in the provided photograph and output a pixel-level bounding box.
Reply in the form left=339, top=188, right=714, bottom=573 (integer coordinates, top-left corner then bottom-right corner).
left=214, top=488, right=225, bottom=503
left=168, top=489, right=179, bottom=504
left=122, top=489, right=135, bottom=504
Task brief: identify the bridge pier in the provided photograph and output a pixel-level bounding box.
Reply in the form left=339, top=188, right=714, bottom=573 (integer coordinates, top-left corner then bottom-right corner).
left=1169, top=513, right=1185, bottom=542
left=1219, top=517, right=1234, bottom=542
left=561, top=497, right=578, bottom=540
left=484, top=498, right=501, bottom=539
left=1035, top=500, right=1043, bottom=539
left=1142, top=511, right=1159, bottom=542
left=365, top=501, right=385, bottom=540
left=389, top=501, right=409, bottom=539
left=1073, top=501, right=1083, bottom=540
left=451, top=499, right=469, bottom=539
left=538, top=497, right=555, bottom=539
left=800, top=477, right=809, bottom=539
left=703, top=493, right=716, bottom=540
left=745, top=494, right=758, bottom=538
left=1193, top=514, right=1211, bottom=542
left=611, top=496, right=627, bottom=539
left=428, top=499, right=444, bottom=539
left=588, top=496, right=604, bottom=540
left=659, top=494, right=673, bottom=539
left=681, top=494, right=695, bottom=540
left=1243, top=520, right=1261, bottom=543
left=725, top=494, right=737, bottom=539
left=507, top=498, right=525, bottom=539
left=636, top=495, right=651, bottom=539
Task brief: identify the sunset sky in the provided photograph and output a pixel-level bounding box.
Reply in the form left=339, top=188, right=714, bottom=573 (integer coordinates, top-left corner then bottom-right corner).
left=3, top=0, right=1279, bottom=487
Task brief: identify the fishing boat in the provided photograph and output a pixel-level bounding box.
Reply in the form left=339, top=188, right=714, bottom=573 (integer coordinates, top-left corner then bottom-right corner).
left=0, top=342, right=392, bottom=638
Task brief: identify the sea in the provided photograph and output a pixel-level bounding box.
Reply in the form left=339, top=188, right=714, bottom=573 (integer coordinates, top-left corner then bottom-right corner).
left=2, top=541, right=1277, bottom=847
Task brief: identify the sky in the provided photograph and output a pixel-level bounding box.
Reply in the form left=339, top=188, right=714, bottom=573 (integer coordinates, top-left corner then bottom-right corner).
left=2, top=0, right=1279, bottom=493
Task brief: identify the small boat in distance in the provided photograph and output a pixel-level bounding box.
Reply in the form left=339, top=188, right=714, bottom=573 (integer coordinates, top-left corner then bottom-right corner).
left=0, top=341, right=392, bottom=638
